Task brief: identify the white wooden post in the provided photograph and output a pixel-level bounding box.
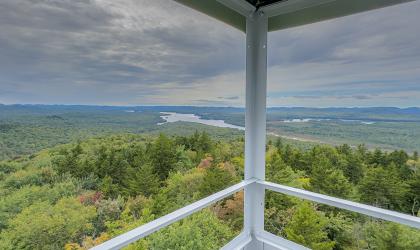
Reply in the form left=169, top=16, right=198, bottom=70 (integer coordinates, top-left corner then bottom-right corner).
left=244, top=10, right=268, bottom=250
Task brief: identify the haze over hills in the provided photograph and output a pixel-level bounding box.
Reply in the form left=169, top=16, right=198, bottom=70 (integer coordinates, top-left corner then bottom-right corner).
left=2, top=104, right=420, bottom=118
left=1, top=104, right=420, bottom=161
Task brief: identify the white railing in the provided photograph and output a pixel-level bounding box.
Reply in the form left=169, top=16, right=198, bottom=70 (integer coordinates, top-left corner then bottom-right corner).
left=221, top=230, right=310, bottom=250
left=260, top=180, right=420, bottom=229
left=91, top=179, right=420, bottom=250
left=91, top=179, right=257, bottom=250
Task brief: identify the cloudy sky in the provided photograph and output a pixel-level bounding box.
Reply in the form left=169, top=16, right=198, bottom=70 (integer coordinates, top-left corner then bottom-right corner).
left=0, top=0, right=419, bottom=107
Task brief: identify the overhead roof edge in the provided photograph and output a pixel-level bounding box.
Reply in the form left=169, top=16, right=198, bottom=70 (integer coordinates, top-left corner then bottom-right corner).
left=266, top=0, right=415, bottom=32
left=173, top=0, right=247, bottom=32
left=173, top=0, right=414, bottom=33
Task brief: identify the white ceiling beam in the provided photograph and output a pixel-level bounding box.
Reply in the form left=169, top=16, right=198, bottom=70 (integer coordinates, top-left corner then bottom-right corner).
left=217, top=0, right=256, bottom=17
left=173, top=0, right=414, bottom=32
left=265, top=0, right=415, bottom=32
left=260, top=0, right=336, bottom=18
left=173, top=0, right=247, bottom=31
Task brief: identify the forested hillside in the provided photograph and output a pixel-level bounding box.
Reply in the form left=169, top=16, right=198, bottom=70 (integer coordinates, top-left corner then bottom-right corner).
left=0, top=132, right=419, bottom=249
left=1, top=105, right=420, bottom=162
left=196, top=107, right=420, bottom=152
left=0, top=105, right=244, bottom=161
left=0, top=105, right=162, bottom=161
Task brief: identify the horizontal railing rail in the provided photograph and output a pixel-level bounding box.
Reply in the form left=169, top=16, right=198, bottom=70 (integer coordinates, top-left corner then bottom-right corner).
left=221, top=230, right=310, bottom=250
left=91, top=178, right=420, bottom=250
left=91, top=178, right=257, bottom=250
left=260, top=180, right=420, bottom=230
left=255, top=231, right=310, bottom=250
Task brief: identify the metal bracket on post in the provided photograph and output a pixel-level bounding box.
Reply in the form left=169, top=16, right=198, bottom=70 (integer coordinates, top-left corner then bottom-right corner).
left=243, top=9, right=268, bottom=250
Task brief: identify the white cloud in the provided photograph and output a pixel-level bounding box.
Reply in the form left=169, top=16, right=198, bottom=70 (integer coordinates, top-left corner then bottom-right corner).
left=0, top=0, right=419, bottom=107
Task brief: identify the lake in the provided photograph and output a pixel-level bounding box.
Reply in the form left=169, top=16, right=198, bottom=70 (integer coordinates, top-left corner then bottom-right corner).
left=283, top=118, right=375, bottom=124
left=157, top=112, right=375, bottom=132
left=158, top=112, right=245, bottom=130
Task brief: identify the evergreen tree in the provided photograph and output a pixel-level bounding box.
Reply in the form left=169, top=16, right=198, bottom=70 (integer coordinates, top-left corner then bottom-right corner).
left=285, top=202, right=335, bottom=250
left=173, top=145, right=194, bottom=173
left=148, top=210, right=234, bottom=249
left=126, top=164, right=160, bottom=197
left=100, top=176, right=119, bottom=198
left=199, top=167, right=236, bottom=197
left=364, top=222, right=420, bottom=250
left=148, top=134, right=177, bottom=180
left=0, top=198, right=96, bottom=250
left=274, top=138, right=283, bottom=149
left=267, top=151, right=303, bottom=188
left=53, top=143, right=84, bottom=177
left=388, top=150, right=409, bottom=167
left=93, top=146, right=130, bottom=187
left=198, top=131, right=213, bottom=153
left=310, top=156, right=352, bottom=198
left=369, top=149, right=387, bottom=166
left=408, top=171, right=420, bottom=215
left=413, top=151, right=419, bottom=160
left=359, top=166, right=409, bottom=211
left=336, top=145, right=364, bottom=183
left=356, top=144, right=368, bottom=159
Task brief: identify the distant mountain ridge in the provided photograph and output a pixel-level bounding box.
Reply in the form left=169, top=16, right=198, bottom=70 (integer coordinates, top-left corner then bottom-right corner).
left=1, top=104, right=419, bottom=113
left=268, top=107, right=420, bottom=115
left=2, top=104, right=419, bottom=124
left=1, top=104, right=419, bottom=157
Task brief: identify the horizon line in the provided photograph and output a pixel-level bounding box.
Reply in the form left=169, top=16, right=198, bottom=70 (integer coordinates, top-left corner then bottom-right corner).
left=1, top=103, right=420, bottom=109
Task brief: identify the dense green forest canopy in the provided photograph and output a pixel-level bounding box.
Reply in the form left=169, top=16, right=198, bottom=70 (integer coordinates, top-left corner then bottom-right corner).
left=0, top=131, right=419, bottom=249
left=0, top=105, right=244, bottom=161
left=1, top=105, right=420, bottom=162
left=195, top=107, right=420, bottom=152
